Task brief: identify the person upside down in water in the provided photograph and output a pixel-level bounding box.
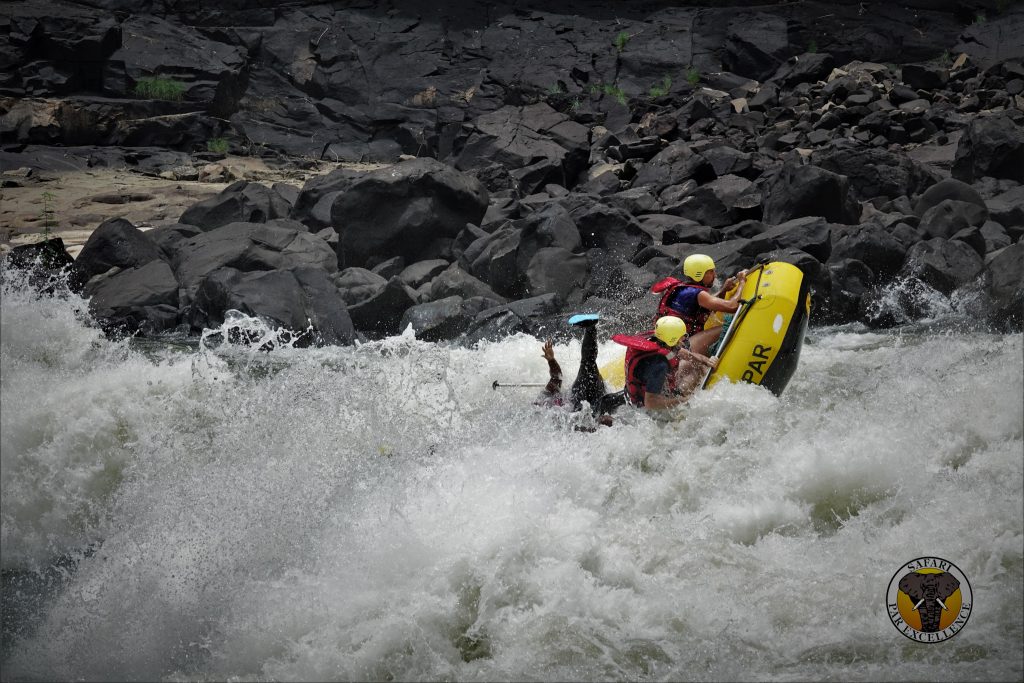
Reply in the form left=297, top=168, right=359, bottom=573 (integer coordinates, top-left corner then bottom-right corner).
left=537, top=314, right=625, bottom=426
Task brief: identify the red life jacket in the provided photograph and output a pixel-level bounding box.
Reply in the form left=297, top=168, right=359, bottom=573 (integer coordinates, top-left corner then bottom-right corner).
left=651, top=277, right=711, bottom=332
left=612, top=333, right=679, bottom=407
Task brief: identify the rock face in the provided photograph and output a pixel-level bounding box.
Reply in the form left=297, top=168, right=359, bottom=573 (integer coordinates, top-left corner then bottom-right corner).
left=327, top=158, right=489, bottom=268
left=4, top=0, right=1024, bottom=341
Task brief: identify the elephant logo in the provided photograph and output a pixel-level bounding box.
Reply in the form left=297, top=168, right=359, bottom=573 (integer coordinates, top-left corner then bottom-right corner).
left=887, top=557, right=973, bottom=643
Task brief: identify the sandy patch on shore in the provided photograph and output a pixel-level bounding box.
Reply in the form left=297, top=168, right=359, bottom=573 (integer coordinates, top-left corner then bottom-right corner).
left=0, top=155, right=386, bottom=258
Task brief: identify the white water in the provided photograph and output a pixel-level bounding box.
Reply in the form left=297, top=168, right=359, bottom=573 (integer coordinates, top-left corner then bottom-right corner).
left=1, top=269, right=1022, bottom=681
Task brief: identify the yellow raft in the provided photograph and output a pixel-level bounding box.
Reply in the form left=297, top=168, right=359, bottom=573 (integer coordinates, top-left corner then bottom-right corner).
left=600, top=261, right=811, bottom=396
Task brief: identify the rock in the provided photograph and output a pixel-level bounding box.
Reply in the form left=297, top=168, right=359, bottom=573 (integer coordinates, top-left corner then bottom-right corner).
left=952, top=112, right=1024, bottom=183
left=397, top=259, right=449, bottom=289
left=333, top=267, right=387, bottom=306
left=770, top=53, right=836, bottom=88
left=524, top=247, right=589, bottom=303
left=567, top=202, right=647, bottom=256
left=428, top=264, right=506, bottom=303
left=76, top=217, right=165, bottom=279
left=399, top=296, right=474, bottom=342
left=913, top=178, right=987, bottom=217
left=85, top=260, right=180, bottom=336
left=180, top=180, right=293, bottom=230
left=188, top=266, right=354, bottom=345
left=829, top=224, right=909, bottom=280
left=919, top=199, right=989, bottom=240
left=762, top=160, right=861, bottom=225
left=723, top=12, right=791, bottom=81
left=813, top=146, right=941, bottom=201
left=760, top=216, right=832, bottom=263
left=632, top=141, right=713, bottom=192
left=454, top=103, right=587, bottom=191
left=900, top=64, right=949, bottom=90
left=825, top=257, right=875, bottom=324
left=329, top=158, right=488, bottom=268
left=346, top=276, right=420, bottom=336
left=899, top=237, right=985, bottom=295
left=983, top=242, right=1024, bottom=330
left=172, top=222, right=338, bottom=303
left=146, top=223, right=203, bottom=261
left=952, top=13, right=1024, bottom=71
left=986, top=186, right=1024, bottom=232
left=3, top=237, right=87, bottom=293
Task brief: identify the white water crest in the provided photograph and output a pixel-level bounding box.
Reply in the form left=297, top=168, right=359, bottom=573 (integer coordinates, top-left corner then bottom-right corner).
left=1, top=268, right=1022, bottom=681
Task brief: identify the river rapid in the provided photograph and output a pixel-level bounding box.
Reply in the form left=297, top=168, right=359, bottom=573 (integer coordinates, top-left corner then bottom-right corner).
left=1, top=268, right=1021, bottom=682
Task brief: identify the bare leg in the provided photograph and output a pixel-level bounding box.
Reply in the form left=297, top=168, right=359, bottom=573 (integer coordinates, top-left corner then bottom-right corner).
left=673, top=361, right=706, bottom=403
left=687, top=326, right=723, bottom=356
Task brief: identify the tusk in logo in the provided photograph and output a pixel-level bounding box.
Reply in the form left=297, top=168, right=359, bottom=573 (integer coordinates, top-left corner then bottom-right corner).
left=887, top=556, right=973, bottom=643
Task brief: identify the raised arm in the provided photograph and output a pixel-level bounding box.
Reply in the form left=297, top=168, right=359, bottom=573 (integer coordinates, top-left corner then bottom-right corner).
left=541, top=339, right=563, bottom=395
left=699, top=269, right=748, bottom=313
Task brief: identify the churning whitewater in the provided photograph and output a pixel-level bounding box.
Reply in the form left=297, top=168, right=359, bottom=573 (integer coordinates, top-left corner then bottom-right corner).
left=1, top=270, right=1021, bottom=682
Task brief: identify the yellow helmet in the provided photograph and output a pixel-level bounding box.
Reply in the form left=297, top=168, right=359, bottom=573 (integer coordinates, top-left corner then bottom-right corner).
left=683, top=254, right=716, bottom=282
left=654, top=316, right=687, bottom=346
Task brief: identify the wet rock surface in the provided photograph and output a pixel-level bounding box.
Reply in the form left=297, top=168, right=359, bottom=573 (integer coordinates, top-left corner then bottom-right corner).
left=2, top=0, right=1022, bottom=341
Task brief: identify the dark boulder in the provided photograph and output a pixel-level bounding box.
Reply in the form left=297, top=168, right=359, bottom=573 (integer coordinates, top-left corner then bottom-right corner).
left=899, top=237, right=985, bottom=295
left=825, top=258, right=875, bottom=325
left=761, top=217, right=833, bottom=263
left=900, top=64, right=948, bottom=90
left=567, top=202, right=647, bottom=257
left=188, top=266, right=354, bottom=345
left=454, top=103, right=588, bottom=192
left=813, top=147, right=940, bottom=202
left=723, top=12, right=791, bottom=81
left=524, top=247, right=589, bottom=303
left=180, top=180, right=293, bottom=231
left=329, top=158, right=488, bottom=268
left=427, top=264, right=506, bottom=304
left=769, top=53, right=836, bottom=88
left=76, top=217, right=164, bottom=279
left=333, top=267, right=387, bottom=306
left=398, top=259, right=450, bottom=290
left=172, top=222, right=337, bottom=303
left=952, top=13, right=1024, bottom=70
left=829, top=224, right=909, bottom=280
left=762, top=161, right=861, bottom=225
left=919, top=199, right=989, bottom=240
left=986, top=186, right=1024, bottom=234
left=346, top=276, right=420, bottom=336
left=632, top=142, right=712, bottom=192
left=399, top=296, right=472, bottom=342
left=983, top=242, right=1024, bottom=330
left=951, top=113, right=1024, bottom=183
left=3, top=237, right=87, bottom=293
left=85, top=260, right=180, bottom=336
left=913, top=178, right=987, bottom=217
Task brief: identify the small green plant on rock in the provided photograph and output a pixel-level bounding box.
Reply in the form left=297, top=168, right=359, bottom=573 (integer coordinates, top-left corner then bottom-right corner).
left=614, top=30, right=631, bottom=53
left=206, top=137, right=230, bottom=154
left=649, top=75, right=672, bottom=98
left=807, top=39, right=818, bottom=54
left=685, top=66, right=701, bottom=86
left=39, top=190, right=57, bottom=241
left=602, top=83, right=628, bottom=106
left=134, top=76, right=186, bottom=101
left=974, top=11, right=987, bottom=24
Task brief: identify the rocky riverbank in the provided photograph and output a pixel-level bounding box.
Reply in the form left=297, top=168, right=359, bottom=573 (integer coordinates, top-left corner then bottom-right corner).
left=2, top=0, right=1022, bottom=344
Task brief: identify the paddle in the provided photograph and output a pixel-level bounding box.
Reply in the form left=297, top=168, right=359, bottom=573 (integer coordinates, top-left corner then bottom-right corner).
left=492, top=380, right=547, bottom=390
